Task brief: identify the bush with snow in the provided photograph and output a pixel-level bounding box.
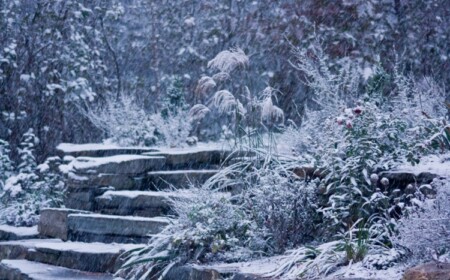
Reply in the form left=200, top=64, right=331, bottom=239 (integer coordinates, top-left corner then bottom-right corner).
left=0, top=131, right=65, bottom=226
left=267, top=45, right=450, bottom=278
left=82, top=94, right=159, bottom=146
left=394, top=178, right=450, bottom=264
left=119, top=154, right=321, bottom=278
left=82, top=78, right=191, bottom=148
left=118, top=187, right=256, bottom=279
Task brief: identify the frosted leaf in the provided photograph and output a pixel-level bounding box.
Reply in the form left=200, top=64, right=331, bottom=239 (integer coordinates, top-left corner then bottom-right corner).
left=213, top=90, right=237, bottom=114
left=207, top=48, right=249, bottom=73
left=195, top=76, right=216, bottom=97
left=189, top=104, right=210, bottom=122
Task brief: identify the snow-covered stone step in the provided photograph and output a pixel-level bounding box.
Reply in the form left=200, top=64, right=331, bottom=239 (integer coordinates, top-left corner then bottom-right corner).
left=67, top=172, right=145, bottom=190
left=63, top=170, right=217, bottom=212
left=0, top=225, right=39, bottom=241
left=64, top=186, right=110, bottom=212
left=95, top=190, right=191, bottom=217
left=26, top=241, right=142, bottom=273
left=61, top=155, right=166, bottom=175
left=0, top=239, right=61, bottom=260
left=57, top=143, right=157, bottom=158
left=143, top=169, right=218, bottom=190
left=0, top=239, right=142, bottom=273
left=65, top=169, right=217, bottom=201
left=67, top=213, right=170, bottom=244
left=38, top=208, right=90, bottom=240
left=143, top=148, right=230, bottom=169
left=0, top=259, right=114, bottom=280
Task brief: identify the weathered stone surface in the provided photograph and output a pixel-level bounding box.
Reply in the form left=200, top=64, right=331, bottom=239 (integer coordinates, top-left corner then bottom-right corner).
left=163, top=265, right=221, bottom=280
left=67, top=214, right=169, bottom=243
left=67, top=173, right=144, bottom=190
left=71, top=155, right=166, bottom=175
left=38, top=208, right=90, bottom=240
left=25, top=241, right=141, bottom=273
left=64, top=187, right=109, bottom=211
left=95, top=190, right=179, bottom=217
left=0, top=259, right=114, bottom=280
left=143, top=170, right=218, bottom=190
left=56, top=143, right=158, bottom=158
left=145, top=149, right=229, bottom=169
left=403, top=262, right=450, bottom=280
left=0, top=226, right=39, bottom=241
left=0, top=239, right=61, bottom=260
left=0, top=239, right=140, bottom=274
left=68, top=169, right=217, bottom=193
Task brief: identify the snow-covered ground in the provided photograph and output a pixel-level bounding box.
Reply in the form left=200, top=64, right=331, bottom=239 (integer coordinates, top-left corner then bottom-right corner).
left=397, top=152, right=450, bottom=177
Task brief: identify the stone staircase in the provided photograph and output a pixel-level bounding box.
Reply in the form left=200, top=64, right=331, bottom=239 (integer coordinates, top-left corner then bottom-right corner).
left=0, top=144, right=235, bottom=279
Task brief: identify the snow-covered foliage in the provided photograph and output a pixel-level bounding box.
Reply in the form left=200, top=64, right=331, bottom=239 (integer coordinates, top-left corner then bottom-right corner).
left=118, top=187, right=254, bottom=279
left=2, top=0, right=450, bottom=161
left=119, top=154, right=320, bottom=278
left=0, top=139, right=14, bottom=185
left=264, top=46, right=450, bottom=278
left=83, top=78, right=191, bottom=147
left=0, top=132, right=64, bottom=226
left=190, top=49, right=284, bottom=143
left=82, top=95, right=159, bottom=146
left=260, top=88, right=285, bottom=128
left=394, top=178, right=450, bottom=264
left=123, top=42, right=449, bottom=279
left=207, top=48, right=249, bottom=73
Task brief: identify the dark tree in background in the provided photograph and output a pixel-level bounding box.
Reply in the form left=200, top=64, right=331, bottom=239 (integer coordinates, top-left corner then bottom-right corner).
left=1, top=0, right=449, bottom=161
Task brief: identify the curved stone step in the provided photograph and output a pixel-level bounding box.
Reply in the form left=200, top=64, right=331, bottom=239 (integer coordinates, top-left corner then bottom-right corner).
left=64, top=170, right=218, bottom=212
left=143, top=148, right=230, bottom=169
left=66, top=169, right=217, bottom=192
left=0, top=259, right=114, bottom=280
left=0, top=225, right=39, bottom=241
left=57, top=143, right=158, bottom=158
left=67, top=173, right=145, bottom=190
left=0, top=239, right=62, bottom=260
left=60, top=155, right=166, bottom=175
left=67, top=214, right=170, bottom=244
left=95, top=190, right=192, bottom=217
left=0, top=239, right=141, bottom=274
